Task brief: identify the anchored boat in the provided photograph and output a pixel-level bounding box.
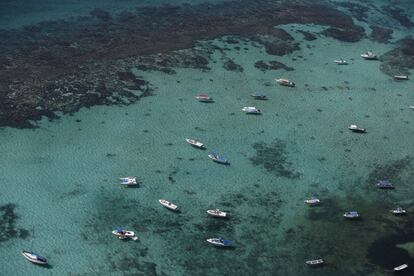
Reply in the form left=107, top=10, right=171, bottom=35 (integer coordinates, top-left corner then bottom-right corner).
left=195, top=94, right=214, bottom=102
left=251, top=92, right=267, bottom=100
left=21, top=251, right=48, bottom=265
left=120, top=177, right=137, bottom=186
left=304, top=196, right=320, bottom=205
left=305, top=259, right=324, bottom=266
left=391, top=207, right=406, bottom=215
left=376, top=179, right=394, bottom=189
left=394, top=264, right=408, bottom=271
left=276, top=78, right=295, bottom=87
left=112, top=227, right=137, bottom=240
left=394, top=75, right=409, bottom=80
left=206, top=237, right=233, bottom=247
left=344, top=211, right=360, bottom=219
left=185, top=138, right=205, bottom=149
left=206, top=209, right=227, bottom=218
left=159, top=199, right=178, bottom=211
left=348, top=124, right=366, bottom=133
left=242, top=106, right=261, bottom=114
left=361, top=51, right=377, bottom=60
left=334, top=59, right=348, bottom=65
left=208, top=152, right=230, bottom=165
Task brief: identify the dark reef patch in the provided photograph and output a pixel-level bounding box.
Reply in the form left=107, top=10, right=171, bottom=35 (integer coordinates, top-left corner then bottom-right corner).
left=254, top=60, right=294, bottom=72
left=250, top=139, right=300, bottom=179
left=296, top=30, right=317, bottom=41
left=381, top=37, right=414, bottom=76
left=382, top=5, right=414, bottom=28
left=369, top=25, right=393, bottom=43
left=223, top=59, right=244, bottom=72
left=367, top=156, right=412, bottom=185
left=337, top=2, right=369, bottom=22
left=0, top=0, right=364, bottom=127
left=0, top=203, right=29, bottom=242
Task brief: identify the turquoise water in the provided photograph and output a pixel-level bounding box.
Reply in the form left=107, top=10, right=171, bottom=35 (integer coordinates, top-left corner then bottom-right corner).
left=1, top=1, right=414, bottom=275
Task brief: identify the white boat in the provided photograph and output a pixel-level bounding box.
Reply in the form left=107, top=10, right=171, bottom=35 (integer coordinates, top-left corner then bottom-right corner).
left=276, top=78, right=295, bottom=87
left=305, top=259, right=324, bottom=266
left=391, top=207, right=406, bottom=215
left=242, top=106, right=261, bottom=114
left=208, top=152, right=230, bottom=165
left=304, top=196, right=320, bottom=205
left=344, top=211, right=359, bottom=219
left=120, top=177, right=137, bottom=186
left=410, top=106, right=414, bottom=110
left=348, top=124, right=366, bottom=133
left=334, top=59, right=348, bottom=65
left=21, top=251, right=48, bottom=265
left=206, top=237, right=233, bottom=247
left=394, top=264, right=408, bottom=271
left=394, top=75, right=409, bottom=80
left=185, top=138, right=205, bottom=149
left=159, top=199, right=178, bottom=211
left=112, top=227, right=136, bottom=240
left=361, top=51, right=377, bottom=60
left=206, top=209, right=227, bottom=218
left=195, top=94, right=214, bottom=102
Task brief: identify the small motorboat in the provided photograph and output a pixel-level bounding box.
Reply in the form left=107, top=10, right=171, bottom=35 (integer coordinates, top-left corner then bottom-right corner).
left=304, top=196, right=320, bottom=206
left=275, top=78, right=295, bottom=87
left=206, top=237, right=233, bottom=247
left=208, top=152, right=230, bottom=165
left=394, top=264, right=408, bottom=271
left=410, top=106, right=414, bottom=110
left=21, top=251, right=48, bottom=265
left=394, top=75, right=409, bottom=80
left=334, top=59, right=348, bottom=65
left=344, top=211, right=360, bottom=219
left=112, top=227, right=137, bottom=240
left=185, top=138, right=205, bottom=149
left=206, top=209, right=227, bottom=218
left=305, top=259, right=324, bottom=266
left=376, top=179, right=394, bottom=189
left=391, top=207, right=406, bottom=215
left=251, top=92, right=267, bottom=100
left=120, top=177, right=137, bottom=186
left=195, top=94, right=214, bottom=102
left=361, top=51, right=377, bottom=60
left=348, top=124, right=366, bottom=133
left=242, top=106, right=261, bottom=114
left=159, top=199, right=178, bottom=211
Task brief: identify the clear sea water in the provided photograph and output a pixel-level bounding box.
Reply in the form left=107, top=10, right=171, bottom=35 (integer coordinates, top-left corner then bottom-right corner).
left=0, top=0, right=414, bottom=275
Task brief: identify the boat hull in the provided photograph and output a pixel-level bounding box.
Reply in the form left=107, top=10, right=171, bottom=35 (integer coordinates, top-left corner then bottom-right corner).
left=22, top=251, right=48, bottom=265
left=112, top=230, right=135, bottom=238
left=206, top=210, right=227, bottom=218
left=159, top=200, right=178, bottom=211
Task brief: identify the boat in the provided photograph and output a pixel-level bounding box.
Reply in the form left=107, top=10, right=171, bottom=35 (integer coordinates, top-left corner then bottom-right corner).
left=21, top=251, right=48, bottom=265
left=159, top=199, right=178, bottom=211
left=394, top=264, right=408, bottom=271
left=391, top=207, right=406, bottom=215
left=275, top=78, right=295, bottom=87
left=120, top=177, right=137, bottom=186
left=305, top=259, right=324, bottom=266
left=208, top=152, right=230, bottom=165
left=206, top=237, right=233, bottom=247
left=361, top=51, right=377, bottom=60
left=334, top=59, right=348, bottom=65
left=195, top=94, right=214, bottom=102
left=376, top=179, right=394, bottom=189
left=348, top=124, right=366, bottom=133
left=394, top=75, right=409, bottom=80
left=251, top=92, right=267, bottom=100
left=241, top=106, right=261, bottom=114
left=410, top=106, right=414, bottom=110
left=185, top=138, right=205, bottom=149
left=304, top=196, right=320, bottom=205
left=206, top=209, right=227, bottom=218
left=344, top=211, right=360, bottom=219
left=112, top=227, right=137, bottom=240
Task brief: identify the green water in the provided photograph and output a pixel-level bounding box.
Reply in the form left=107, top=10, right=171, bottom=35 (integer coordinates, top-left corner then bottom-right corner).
left=1, top=1, right=414, bottom=275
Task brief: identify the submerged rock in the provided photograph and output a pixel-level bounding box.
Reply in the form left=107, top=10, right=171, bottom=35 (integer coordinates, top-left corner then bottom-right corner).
left=380, top=37, right=414, bottom=76
left=254, top=60, right=294, bottom=72
left=369, top=25, right=393, bottom=43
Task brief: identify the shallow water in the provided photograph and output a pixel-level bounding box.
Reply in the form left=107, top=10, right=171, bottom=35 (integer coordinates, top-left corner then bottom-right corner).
left=0, top=0, right=414, bottom=275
